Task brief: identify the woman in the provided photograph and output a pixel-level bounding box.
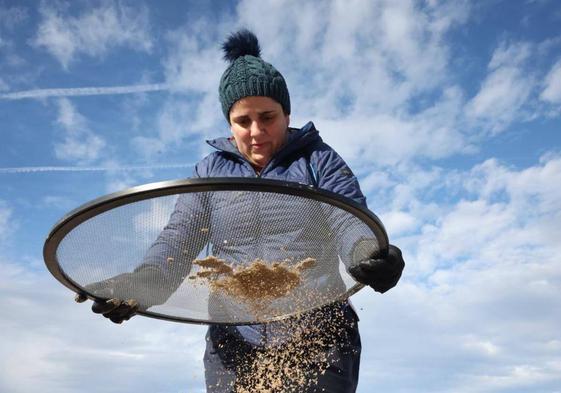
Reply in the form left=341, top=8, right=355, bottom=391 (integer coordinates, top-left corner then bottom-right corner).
left=81, top=29, right=405, bottom=393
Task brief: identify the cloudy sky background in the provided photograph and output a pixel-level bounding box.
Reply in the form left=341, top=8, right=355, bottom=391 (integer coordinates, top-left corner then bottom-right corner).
left=1, top=0, right=561, bottom=392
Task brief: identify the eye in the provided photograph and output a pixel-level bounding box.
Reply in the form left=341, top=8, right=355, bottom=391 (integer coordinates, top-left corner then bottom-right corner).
left=261, top=113, right=275, bottom=122
left=235, top=117, right=250, bottom=128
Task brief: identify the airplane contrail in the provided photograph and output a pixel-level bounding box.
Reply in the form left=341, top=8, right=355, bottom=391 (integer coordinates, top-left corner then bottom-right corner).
left=0, top=163, right=194, bottom=174
left=0, top=83, right=172, bottom=100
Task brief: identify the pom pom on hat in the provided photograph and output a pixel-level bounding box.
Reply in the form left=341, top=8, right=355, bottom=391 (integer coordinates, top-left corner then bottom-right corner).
left=222, top=29, right=261, bottom=62
left=218, top=29, right=290, bottom=120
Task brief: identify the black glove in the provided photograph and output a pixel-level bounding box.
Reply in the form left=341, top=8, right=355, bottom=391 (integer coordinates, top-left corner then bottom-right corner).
left=348, top=242, right=405, bottom=293
left=75, top=266, right=168, bottom=324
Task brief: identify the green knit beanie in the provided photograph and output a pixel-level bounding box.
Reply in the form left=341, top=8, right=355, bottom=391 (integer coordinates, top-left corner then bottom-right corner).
left=219, top=29, right=290, bottom=121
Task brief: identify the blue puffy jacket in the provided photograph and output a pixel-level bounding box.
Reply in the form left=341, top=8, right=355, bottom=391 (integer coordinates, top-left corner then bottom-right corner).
left=145, top=121, right=365, bottom=392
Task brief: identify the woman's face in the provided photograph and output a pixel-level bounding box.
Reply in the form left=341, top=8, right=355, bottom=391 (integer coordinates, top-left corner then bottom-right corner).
left=229, top=96, right=290, bottom=171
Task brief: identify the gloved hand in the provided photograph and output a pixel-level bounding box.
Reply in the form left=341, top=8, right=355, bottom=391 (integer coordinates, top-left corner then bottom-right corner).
left=348, top=242, right=405, bottom=293
left=75, top=266, right=168, bottom=324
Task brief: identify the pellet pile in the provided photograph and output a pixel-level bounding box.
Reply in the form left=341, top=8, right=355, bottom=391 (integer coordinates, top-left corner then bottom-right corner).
left=190, top=256, right=316, bottom=303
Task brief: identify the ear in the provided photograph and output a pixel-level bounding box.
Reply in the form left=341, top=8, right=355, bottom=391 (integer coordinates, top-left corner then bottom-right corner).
left=285, top=114, right=290, bottom=127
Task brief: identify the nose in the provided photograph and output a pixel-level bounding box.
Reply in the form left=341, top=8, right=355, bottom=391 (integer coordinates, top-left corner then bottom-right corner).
left=249, top=120, right=264, bottom=136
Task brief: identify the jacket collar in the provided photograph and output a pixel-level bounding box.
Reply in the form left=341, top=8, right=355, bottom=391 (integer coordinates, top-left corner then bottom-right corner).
left=206, top=121, right=321, bottom=163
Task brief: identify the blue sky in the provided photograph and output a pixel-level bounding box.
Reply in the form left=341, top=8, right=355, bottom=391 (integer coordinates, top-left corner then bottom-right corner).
left=1, top=0, right=561, bottom=392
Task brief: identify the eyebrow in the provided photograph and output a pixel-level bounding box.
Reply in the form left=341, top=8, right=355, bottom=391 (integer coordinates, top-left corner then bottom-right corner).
left=231, top=114, right=249, bottom=123
left=231, top=110, right=277, bottom=122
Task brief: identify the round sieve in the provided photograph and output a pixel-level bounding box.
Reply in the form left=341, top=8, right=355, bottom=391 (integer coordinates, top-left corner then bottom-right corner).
left=44, top=178, right=388, bottom=325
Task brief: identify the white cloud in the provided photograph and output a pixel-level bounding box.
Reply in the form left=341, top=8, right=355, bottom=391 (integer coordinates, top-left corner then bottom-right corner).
left=54, top=98, right=106, bottom=164
left=233, top=0, right=474, bottom=166
left=0, top=163, right=194, bottom=174
left=461, top=334, right=501, bottom=356
left=379, top=210, right=418, bottom=236
left=466, top=364, right=561, bottom=392
left=238, top=0, right=470, bottom=113
left=540, top=58, right=561, bottom=103
left=0, top=257, right=207, bottom=393
left=314, top=86, right=469, bottom=166
left=33, top=2, right=152, bottom=69
left=351, top=154, right=561, bottom=392
left=163, top=25, right=224, bottom=95
left=466, top=41, right=536, bottom=134
left=410, top=155, right=561, bottom=275
left=488, top=40, right=533, bottom=69
left=104, top=175, right=138, bottom=194
left=425, top=0, right=471, bottom=35
left=2, top=154, right=560, bottom=393
left=416, top=199, right=514, bottom=272
left=42, top=195, right=76, bottom=211
left=131, top=135, right=166, bottom=159
left=131, top=98, right=206, bottom=159
left=98, top=158, right=143, bottom=193
left=467, top=157, right=561, bottom=215
left=0, top=200, right=13, bottom=242
left=0, top=198, right=207, bottom=392
left=377, top=1, right=453, bottom=90
left=131, top=24, right=229, bottom=161
left=132, top=197, right=178, bottom=245
left=132, top=94, right=225, bottom=161
left=0, top=83, right=170, bottom=100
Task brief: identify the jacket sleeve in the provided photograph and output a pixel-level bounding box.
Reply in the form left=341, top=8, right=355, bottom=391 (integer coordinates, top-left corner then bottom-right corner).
left=312, top=142, right=367, bottom=207
left=311, top=143, right=376, bottom=267
left=137, top=159, right=212, bottom=286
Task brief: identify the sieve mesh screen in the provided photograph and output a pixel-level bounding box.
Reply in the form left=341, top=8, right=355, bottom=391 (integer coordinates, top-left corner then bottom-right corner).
left=47, top=179, right=386, bottom=324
